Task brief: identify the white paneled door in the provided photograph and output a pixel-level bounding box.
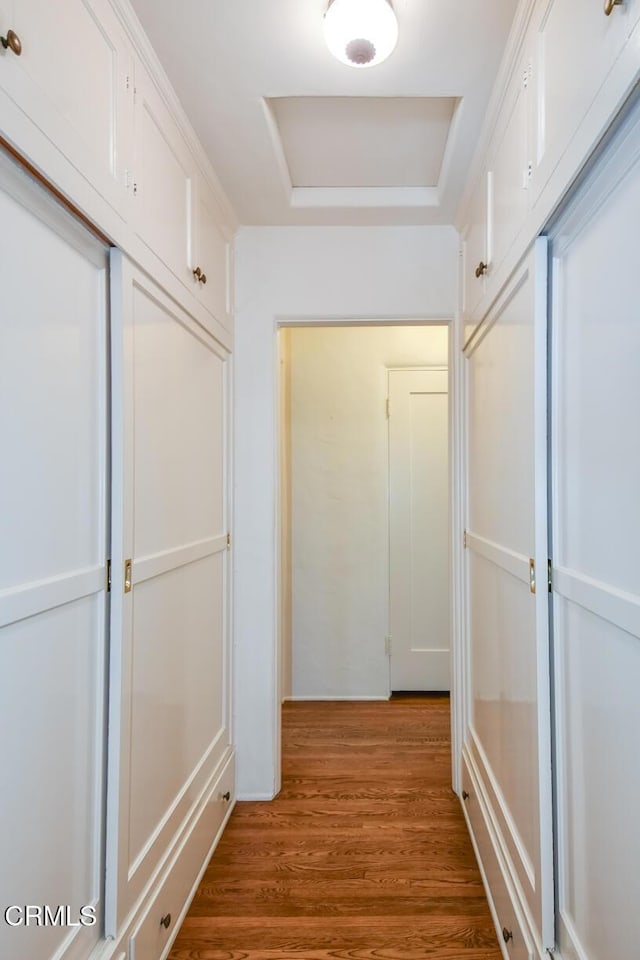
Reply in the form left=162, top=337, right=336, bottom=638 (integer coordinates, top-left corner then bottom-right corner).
left=549, top=95, right=640, bottom=960
left=388, top=368, right=449, bottom=691
left=0, top=154, right=108, bottom=960
left=464, top=239, right=554, bottom=949
left=106, top=254, right=231, bottom=932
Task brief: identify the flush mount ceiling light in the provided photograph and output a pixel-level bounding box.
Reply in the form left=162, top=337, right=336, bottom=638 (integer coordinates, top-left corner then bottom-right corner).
left=323, top=0, right=399, bottom=69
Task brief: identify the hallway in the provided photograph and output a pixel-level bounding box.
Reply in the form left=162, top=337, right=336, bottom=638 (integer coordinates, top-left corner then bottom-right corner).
left=169, top=698, right=501, bottom=959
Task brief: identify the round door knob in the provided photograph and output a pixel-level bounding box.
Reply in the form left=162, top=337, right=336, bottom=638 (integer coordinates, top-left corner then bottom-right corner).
left=160, top=913, right=172, bottom=930
left=200, top=272, right=207, bottom=285
left=1, top=29, right=22, bottom=55
left=222, top=790, right=231, bottom=802
left=604, top=0, right=623, bottom=14
left=461, top=790, right=470, bottom=801
left=193, top=266, right=202, bottom=280
left=502, top=927, right=513, bottom=943
left=475, top=261, right=488, bottom=278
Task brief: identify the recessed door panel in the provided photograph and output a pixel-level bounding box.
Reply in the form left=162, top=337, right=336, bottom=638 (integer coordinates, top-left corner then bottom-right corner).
left=128, top=553, right=225, bottom=871
left=131, top=283, right=224, bottom=558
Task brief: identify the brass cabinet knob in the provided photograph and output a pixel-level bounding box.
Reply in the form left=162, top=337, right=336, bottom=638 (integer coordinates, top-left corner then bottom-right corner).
left=160, top=913, right=172, bottom=930
left=193, top=266, right=202, bottom=280
left=475, top=261, right=488, bottom=278
left=1, top=29, right=22, bottom=55
left=604, top=0, right=623, bottom=14
left=502, top=927, right=513, bottom=943
left=222, top=790, right=231, bottom=802
left=200, top=271, right=207, bottom=285
left=462, top=790, right=470, bottom=800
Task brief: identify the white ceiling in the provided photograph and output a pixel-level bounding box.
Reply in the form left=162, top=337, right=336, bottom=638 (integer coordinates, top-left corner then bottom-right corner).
left=129, top=0, right=519, bottom=227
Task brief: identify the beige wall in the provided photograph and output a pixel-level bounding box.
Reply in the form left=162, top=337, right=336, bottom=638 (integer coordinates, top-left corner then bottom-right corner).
left=286, top=324, right=448, bottom=699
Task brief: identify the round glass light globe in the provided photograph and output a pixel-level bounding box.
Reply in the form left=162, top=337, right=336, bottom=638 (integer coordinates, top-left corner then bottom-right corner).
left=323, top=0, right=399, bottom=68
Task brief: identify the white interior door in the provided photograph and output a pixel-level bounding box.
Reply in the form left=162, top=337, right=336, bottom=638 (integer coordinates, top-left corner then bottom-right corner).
left=388, top=368, right=449, bottom=691
left=0, top=153, right=108, bottom=960
left=549, top=96, right=640, bottom=960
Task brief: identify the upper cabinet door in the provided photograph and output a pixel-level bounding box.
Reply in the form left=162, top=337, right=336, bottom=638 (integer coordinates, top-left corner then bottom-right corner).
left=462, top=173, right=489, bottom=341
left=487, top=55, right=532, bottom=279
left=133, top=63, right=195, bottom=289
left=191, top=174, right=233, bottom=335
left=533, top=0, right=640, bottom=201
left=0, top=0, right=132, bottom=214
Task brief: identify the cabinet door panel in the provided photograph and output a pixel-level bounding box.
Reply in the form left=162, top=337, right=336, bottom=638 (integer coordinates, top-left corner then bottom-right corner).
left=194, top=176, right=232, bottom=334
left=0, top=0, right=131, bottom=211
left=489, top=63, right=530, bottom=279
left=134, top=68, right=194, bottom=289
left=534, top=0, right=638, bottom=198
left=462, top=173, right=489, bottom=340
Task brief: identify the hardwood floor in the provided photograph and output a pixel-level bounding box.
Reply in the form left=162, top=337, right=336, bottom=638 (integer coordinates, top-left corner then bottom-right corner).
left=169, top=697, right=501, bottom=959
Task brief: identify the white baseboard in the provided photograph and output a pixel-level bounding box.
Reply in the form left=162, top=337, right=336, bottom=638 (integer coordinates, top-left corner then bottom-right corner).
left=236, top=791, right=277, bottom=801
left=284, top=695, right=390, bottom=701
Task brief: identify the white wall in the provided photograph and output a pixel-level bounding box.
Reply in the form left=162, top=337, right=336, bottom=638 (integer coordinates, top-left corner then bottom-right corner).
left=233, top=225, right=458, bottom=798
left=289, top=326, right=448, bottom=699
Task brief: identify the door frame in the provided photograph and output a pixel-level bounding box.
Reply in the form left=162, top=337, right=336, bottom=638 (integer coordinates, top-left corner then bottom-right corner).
left=274, top=314, right=466, bottom=793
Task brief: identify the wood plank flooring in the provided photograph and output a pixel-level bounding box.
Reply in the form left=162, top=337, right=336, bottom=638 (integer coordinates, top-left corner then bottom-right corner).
left=169, top=697, right=501, bottom=960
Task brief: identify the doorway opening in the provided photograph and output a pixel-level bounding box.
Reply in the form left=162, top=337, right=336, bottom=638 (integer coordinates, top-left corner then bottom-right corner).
left=278, top=323, right=450, bottom=709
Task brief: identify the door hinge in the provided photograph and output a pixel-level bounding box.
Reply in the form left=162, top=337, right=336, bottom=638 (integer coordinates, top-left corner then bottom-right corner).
left=463, top=529, right=468, bottom=549
left=124, top=559, right=133, bottom=594
left=106, top=559, right=112, bottom=593
left=384, top=635, right=392, bottom=656
left=226, top=532, right=231, bottom=550
left=529, top=558, right=536, bottom=595
left=386, top=397, right=390, bottom=419
left=125, top=74, right=131, bottom=92
left=547, top=559, right=553, bottom=593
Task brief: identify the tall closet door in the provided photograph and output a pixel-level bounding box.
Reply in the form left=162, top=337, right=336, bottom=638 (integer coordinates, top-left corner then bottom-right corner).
left=106, top=254, right=231, bottom=931
left=0, top=154, right=109, bottom=960
left=464, top=240, right=554, bottom=949
left=549, top=96, right=640, bottom=960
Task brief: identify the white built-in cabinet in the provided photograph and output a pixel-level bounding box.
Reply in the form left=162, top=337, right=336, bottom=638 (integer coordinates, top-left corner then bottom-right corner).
left=459, top=3, right=640, bottom=960
left=0, top=2, right=236, bottom=960
left=462, top=0, right=640, bottom=341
